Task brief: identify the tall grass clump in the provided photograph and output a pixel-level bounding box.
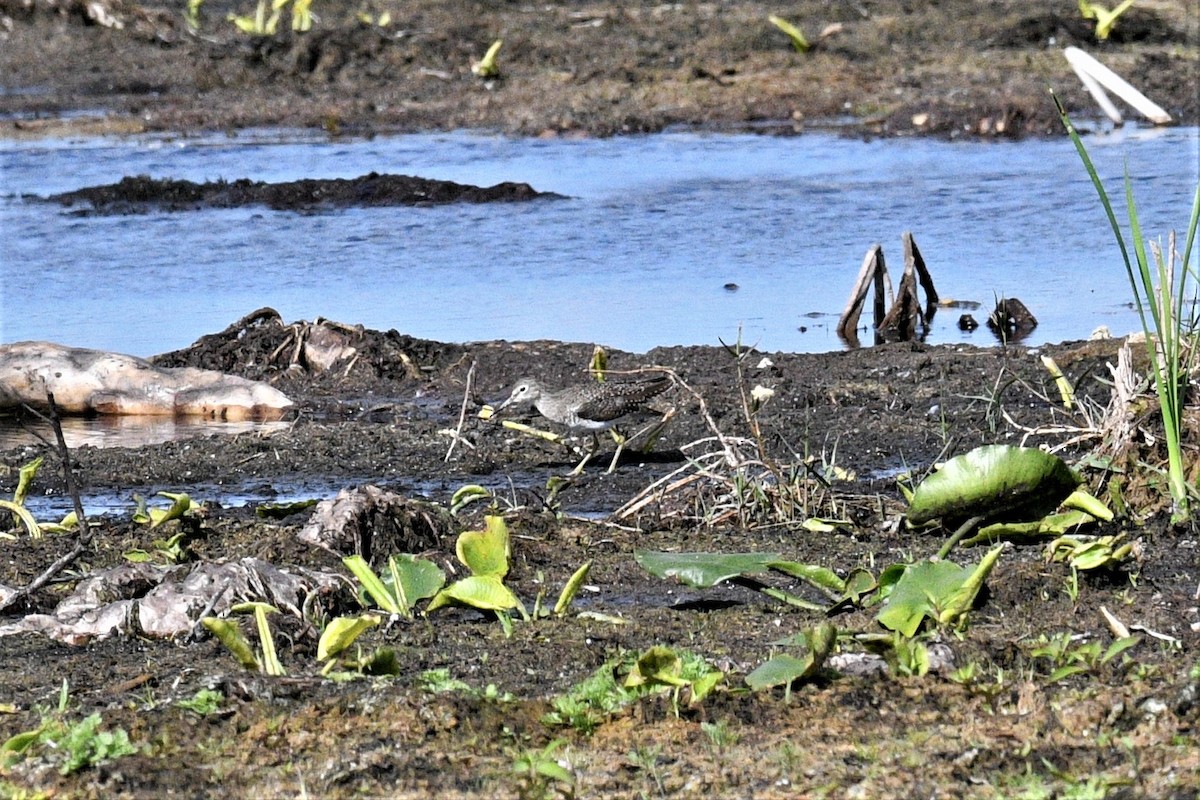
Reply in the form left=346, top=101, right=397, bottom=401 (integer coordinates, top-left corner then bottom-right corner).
left=1055, top=94, right=1200, bottom=521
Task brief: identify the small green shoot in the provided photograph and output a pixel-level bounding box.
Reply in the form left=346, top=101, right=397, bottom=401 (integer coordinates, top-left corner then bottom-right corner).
left=450, top=483, right=492, bottom=516
left=203, top=604, right=285, bottom=675
left=177, top=689, right=223, bottom=716
left=1030, top=632, right=1140, bottom=681
left=1077, top=0, right=1136, bottom=40
left=185, top=0, right=203, bottom=30
left=472, top=39, right=503, bottom=78
left=768, top=15, right=810, bottom=52
left=510, top=738, right=574, bottom=799
left=133, top=491, right=200, bottom=529
left=1046, top=533, right=1135, bottom=571
left=317, top=614, right=380, bottom=668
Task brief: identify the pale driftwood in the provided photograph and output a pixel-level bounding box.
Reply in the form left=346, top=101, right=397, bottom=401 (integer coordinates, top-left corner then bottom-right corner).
left=0, top=342, right=294, bottom=419
left=1064, top=46, right=1172, bottom=125
left=837, top=244, right=886, bottom=340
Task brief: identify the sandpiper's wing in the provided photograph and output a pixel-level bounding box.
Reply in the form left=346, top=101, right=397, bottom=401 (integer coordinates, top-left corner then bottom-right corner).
left=572, top=376, right=669, bottom=423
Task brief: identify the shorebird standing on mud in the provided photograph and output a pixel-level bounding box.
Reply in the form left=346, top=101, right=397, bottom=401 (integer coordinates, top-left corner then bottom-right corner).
left=490, top=373, right=671, bottom=474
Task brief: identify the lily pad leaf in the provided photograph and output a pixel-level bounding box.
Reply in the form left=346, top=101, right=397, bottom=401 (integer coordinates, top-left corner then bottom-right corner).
left=385, top=553, right=446, bottom=611
left=635, top=551, right=785, bottom=587
left=746, top=622, right=837, bottom=691
left=876, top=545, right=1003, bottom=636
left=427, top=574, right=521, bottom=612
left=456, top=515, right=510, bottom=577
left=907, top=445, right=1080, bottom=525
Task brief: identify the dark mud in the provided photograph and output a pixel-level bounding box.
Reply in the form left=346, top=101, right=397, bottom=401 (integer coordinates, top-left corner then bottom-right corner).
left=0, top=0, right=1196, bottom=139
left=1, top=312, right=1197, bottom=797
left=45, top=173, right=563, bottom=214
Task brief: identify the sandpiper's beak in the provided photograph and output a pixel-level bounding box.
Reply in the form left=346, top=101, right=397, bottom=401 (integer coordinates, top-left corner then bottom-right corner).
left=480, top=390, right=516, bottom=420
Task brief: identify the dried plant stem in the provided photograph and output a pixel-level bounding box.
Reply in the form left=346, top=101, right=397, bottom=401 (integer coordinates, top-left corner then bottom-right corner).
left=0, top=392, right=94, bottom=612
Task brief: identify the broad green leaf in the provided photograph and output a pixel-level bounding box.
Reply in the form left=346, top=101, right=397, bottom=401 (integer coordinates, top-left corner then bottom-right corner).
left=456, top=515, right=510, bottom=577
left=342, top=555, right=402, bottom=615
left=746, top=621, right=837, bottom=691
left=689, top=669, right=724, bottom=703
left=937, top=544, right=1004, bottom=627
left=876, top=561, right=974, bottom=637
left=634, top=551, right=786, bottom=587
left=317, top=615, right=380, bottom=661
left=201, top=617, right=260, bottom=671
left=427, top=574, right=521, bottom=612
left=907, top=445, right=1080, bottom=525
left=386, top=553, right=445, bottom=612
left=553, top=560, right=592, bottom=616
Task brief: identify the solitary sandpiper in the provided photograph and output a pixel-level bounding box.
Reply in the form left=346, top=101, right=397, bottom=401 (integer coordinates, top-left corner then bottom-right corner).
left=492, top=374, right=671, bottom=473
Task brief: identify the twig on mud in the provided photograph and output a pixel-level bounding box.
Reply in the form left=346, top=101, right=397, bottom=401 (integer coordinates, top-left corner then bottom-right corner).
left=0, top=392, right=95, bottom=612
left=444, top=360, right=477, bottom=462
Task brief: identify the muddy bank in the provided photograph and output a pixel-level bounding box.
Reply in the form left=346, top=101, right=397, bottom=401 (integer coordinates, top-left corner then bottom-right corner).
left=1, top=0, right=1196, bottom=139
left=1, top=313, right=1198, bottom=797
left=45, top=173, right=564, bottom=214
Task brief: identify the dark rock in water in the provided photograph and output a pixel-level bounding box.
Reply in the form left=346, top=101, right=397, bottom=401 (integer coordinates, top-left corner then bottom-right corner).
left=987, top=298, right=1037, bottom=341
left=44, top=172, right=566, bottom=215
left=958, top=314, right=978, bottom=331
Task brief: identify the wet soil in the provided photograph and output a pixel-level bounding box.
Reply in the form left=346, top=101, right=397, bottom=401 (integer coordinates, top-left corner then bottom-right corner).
left=0, top=0, right=1196, bottom=139
left=1, top=312, right=1198, bottom=797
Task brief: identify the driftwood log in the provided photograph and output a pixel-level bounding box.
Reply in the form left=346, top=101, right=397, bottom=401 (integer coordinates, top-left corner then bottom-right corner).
left=838, top=232, right=938, bottom=347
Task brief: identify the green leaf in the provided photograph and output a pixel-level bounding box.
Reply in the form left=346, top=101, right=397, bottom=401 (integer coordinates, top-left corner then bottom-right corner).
left=149, top=492, right=193, bottom=529
left=450, top=484, right=491, bottom=515
left=768, top=14, right=810, bottom=52
left=875, top=546, right=1003, bottom=636
left=386, top=553, right=446, bottom=612
left=746, top=622, right=836, bottom=691
left=624, top=646, right=688, bottom=689
left=634, top=551, right=785, bottom=587
left=427, top=574, right=522, bottom=612
left=317, top=615, right=380, bottom=661
left=1102, top=635, right=1140, bottom=664
left=937, top=544, right=1004, bottom=627
left=0, top=499, right=41, bottom=539
left=201, top=618, right=260, bottom=671
left=767, top=561, right=846, bottom=595
left=962, top=509, right=1098, bottom=546
left=456, top=515, right=510, bottom=577
left=13, top=456, right=43, bottom=506
left=907, top=445, right=1080, bottom=525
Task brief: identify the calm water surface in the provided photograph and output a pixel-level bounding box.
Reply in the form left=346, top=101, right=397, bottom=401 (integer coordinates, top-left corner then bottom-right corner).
left=2, top=126, right=1198, bottom=358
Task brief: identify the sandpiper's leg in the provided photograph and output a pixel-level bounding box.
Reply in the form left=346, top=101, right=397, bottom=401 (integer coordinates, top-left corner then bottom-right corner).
left=570, top=433, right=601, bottom=475
left=605, top=428, right=628, bottom=474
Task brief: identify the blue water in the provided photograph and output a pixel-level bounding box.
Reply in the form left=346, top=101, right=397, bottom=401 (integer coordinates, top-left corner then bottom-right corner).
left=1, top=126, right=1197, bottom=356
